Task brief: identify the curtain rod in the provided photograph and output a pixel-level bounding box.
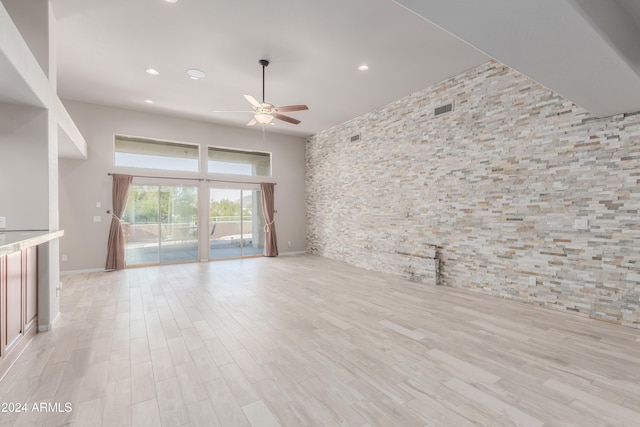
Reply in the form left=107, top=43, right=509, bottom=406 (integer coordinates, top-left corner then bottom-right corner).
left=107, top=173, right=276, bottom=185
left=107, top=172, right=203, bottom=182
left=207, top=178, right=276, bottom=185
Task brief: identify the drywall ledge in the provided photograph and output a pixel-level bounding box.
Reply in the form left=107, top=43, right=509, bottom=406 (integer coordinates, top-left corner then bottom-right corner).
left=0, top=1, right=49, bottom=108
left=0, top=1, right=87, bottom=160
left=55, top=97, right=87, bottom=159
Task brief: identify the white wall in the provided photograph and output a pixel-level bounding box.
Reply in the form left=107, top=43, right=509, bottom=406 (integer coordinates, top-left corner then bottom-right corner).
left=58, top=101, right=307, bottom=271
left=0, top=103, right=49, bottom=230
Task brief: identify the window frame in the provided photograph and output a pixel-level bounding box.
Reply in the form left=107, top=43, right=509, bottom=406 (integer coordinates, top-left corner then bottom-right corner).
left=207, top=144, right=272, bottom=178
left=114, top=134, right=201, bottom=173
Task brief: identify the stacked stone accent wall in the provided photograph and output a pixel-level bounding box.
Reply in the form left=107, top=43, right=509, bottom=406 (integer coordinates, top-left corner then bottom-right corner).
left=306, top=61, right=640, bottom=328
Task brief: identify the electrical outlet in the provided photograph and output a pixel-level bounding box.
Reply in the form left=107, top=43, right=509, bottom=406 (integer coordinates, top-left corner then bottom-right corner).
left=62, top=254, right=68, bottom=261
left=288, top=241, right=292, bottom=248
left=529, top=276, right=536, bottom=286
left=0, top=216, right=6, bottom=229
left=96, top=201, right=101, bottom=208
left=93, top=216, right=102, bottom=222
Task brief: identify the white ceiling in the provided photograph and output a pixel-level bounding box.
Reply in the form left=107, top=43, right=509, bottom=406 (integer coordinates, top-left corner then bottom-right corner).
left=49, top=1, right=640, bottom=139
left=49, top=0, right=489, bottom=138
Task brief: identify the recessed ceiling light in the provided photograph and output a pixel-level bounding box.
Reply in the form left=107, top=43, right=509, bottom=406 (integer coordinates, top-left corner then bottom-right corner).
left=144, top=99, right=154, bottom=104
left=187, top=69, right=206, bottom=80
left=164, top=0, right=178, bottom=3
left=358, top=64, right=369, bottom=71
left=146, top=68, right=159, bottom=76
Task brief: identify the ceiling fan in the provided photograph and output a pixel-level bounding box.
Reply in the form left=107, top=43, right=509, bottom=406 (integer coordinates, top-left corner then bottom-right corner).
left=214, top=59, right=308, bottom=126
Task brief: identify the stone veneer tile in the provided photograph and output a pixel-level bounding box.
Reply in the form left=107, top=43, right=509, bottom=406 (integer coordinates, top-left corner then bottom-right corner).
left=306, top=60, right=640, bottom=329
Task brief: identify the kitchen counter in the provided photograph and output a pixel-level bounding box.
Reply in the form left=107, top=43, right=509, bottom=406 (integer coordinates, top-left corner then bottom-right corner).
left=0, top=230, right=64, bottom=256
left=0, top=229, right=63, bottom=380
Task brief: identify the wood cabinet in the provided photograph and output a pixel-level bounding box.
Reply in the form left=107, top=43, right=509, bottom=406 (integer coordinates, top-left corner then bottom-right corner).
left=0, top=247, right=37, bottom=380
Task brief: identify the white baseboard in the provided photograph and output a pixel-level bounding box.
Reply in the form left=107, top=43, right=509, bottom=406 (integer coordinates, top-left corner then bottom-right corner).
left=38, top=311, right=61, bottom=332
left=279, top=251, right=307, bottom=256
left=60, top=254, right=307, bottom=274
left=60, top=268, right=106, bottom=275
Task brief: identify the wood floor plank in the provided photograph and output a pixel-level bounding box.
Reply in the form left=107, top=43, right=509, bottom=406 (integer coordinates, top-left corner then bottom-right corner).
left=108, top=348, right=131, bottom=383
left=378, top=319, right=427, bottom=341
left=70, top=397, right=104, bottom=427
left=427, top=348, right=501, bottom=385
left=298, top=376, right=366, bottom=426
left=544, top=378, right=640, bottom=424
left=192, top=320, right=216, bottom=341
left=130, top=337, right=151, bottom=366
left=219, top=363, right=260, bottom=407
left=103, top=378, right=131, bottom=427
left=181, top=327, right=205, bottom=352
left=189, top=347, right=222, bottom=383
left=131, top=398, right=161, bottom=427
left=166, top=337, right=192, bottom=366
left=404, top=392, right=479, bottom=427
left=203, top=377, right=251, bottom=427
left=150, top=347, right=176, bottom=382
left=252, top=377, right=317, bottom=426
left=203, top=337, right=234, bottom=367
left=445, top=378, right=544, bottom=427
left=187, top=399, right=221, bottom=427
left=155, top=377, right=189, bottom=426
left=145, top=318, right=168, bottom=351
left=131, top=361, right=155, bottom=404
left=241, top=400, right=281, bottom=427
left=77, top=360, right=109, bottom=403
left=229, top=348, right=270, bottom=384
left=175, top=362, right=208, bottom=405
left=29, top=362, right=65, bottom=402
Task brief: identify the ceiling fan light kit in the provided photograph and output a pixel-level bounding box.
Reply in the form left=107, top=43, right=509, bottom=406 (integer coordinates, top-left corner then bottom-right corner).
left=255, top=113, right=274, bottom=125
left=215, top=59, right=308, bottom=127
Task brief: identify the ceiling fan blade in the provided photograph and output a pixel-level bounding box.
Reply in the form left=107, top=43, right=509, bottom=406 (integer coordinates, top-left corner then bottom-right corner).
left=243, top=94, right=261, bottom=108
left=211, top=110, right=253, bottom=113
left=246, top=118, right=257, bottom=126
left=275, top=104, right=309, bottom=113
left=274, top=113, right=301, bottom=125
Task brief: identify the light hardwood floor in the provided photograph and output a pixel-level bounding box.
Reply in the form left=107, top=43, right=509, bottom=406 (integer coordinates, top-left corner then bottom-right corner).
left=1, top=255, right=639, bottom=426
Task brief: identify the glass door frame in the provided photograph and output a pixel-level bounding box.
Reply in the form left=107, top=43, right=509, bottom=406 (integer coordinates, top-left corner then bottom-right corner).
left=158, top=185, right=199, bottom=264
left=208, top=185, right=264, bottom=261
left=123, top=179, right=200, bottom=267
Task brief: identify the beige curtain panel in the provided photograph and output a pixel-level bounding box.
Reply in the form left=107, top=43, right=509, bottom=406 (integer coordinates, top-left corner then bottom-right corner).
left=260, top=182, right=278, bottom=257
left=105, top=174, right=133, bottom=270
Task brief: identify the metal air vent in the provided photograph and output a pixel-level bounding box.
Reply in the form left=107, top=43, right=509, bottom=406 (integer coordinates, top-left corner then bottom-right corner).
left=434, top=102, right=453, bottom=117
left=350, top=133, right=361, bottom=142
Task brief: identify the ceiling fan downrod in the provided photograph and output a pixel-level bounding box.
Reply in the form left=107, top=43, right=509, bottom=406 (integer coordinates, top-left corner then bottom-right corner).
left=259, top=59, right=269, bottom=103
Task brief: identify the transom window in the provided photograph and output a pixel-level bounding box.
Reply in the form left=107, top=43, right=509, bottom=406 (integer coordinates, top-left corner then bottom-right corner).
left=208, top=146, right=271, bottom=177
left=114, top=135, right=200, bottom=172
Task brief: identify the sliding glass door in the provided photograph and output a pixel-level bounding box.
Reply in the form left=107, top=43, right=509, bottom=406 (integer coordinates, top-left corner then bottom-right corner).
left=159, top=186, right=198, bottom=263
left=209, top=188, right=264, bottom=259
left=123, top=184, right=198, bottom=266
left=122, top=183, right=262, bottom=266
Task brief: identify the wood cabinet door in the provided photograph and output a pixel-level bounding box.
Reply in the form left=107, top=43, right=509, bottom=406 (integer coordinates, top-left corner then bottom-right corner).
left=0, top=255, right=4, bottom=358
left=5, top=251, right=23, bottom=353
